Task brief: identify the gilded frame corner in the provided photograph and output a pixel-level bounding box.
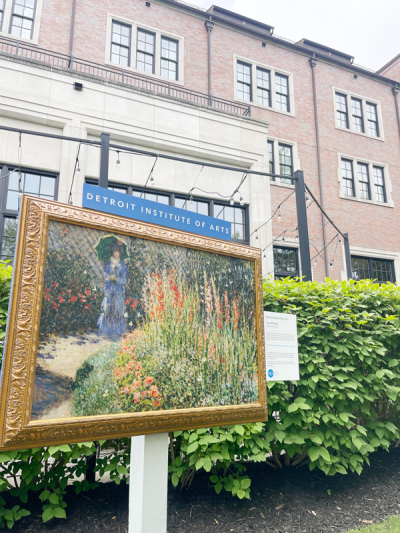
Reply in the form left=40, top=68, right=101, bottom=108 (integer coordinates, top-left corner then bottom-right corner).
left=0, top=196, right=267, bottom=450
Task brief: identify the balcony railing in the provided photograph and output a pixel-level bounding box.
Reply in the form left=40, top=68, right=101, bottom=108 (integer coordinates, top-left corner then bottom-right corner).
left=0, top=36, right=251, bottom=117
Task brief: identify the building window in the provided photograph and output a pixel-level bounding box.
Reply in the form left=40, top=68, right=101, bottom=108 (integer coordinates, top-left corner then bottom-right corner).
left=237, top=62, right=252, bottom=102
left=256, top=67, right=271, bottom=107
left=136, top=29, right=155, bottom=74
left=351, top=256, right=395, bottom=284
left=273, top=247, right=299, bottom=279
left=335, top=93, right=348, bottom=129
left=0, top=167, right=58, bottom=261
left=373, top=166, right=386, bottom=203
left=85, top=180, right=249, bottom=244
left=10, top=0, right=36, bottom=39
left=366, top=102, right=379, bottom=137
left=160, top=37, right=178, bottom=80
left=268, top=141, right=274, bottom=180
left=0, top=0, right=5, bottom=31
left=357, top=163, right=370, bottom=200
left=275, top=74, right=289, bottom=112
left=341, top=159, right=355, bottom=197
left=278, top=144, right=293, bottom=184
left=111, top=21, right=131, bottom=67
left=351, top=98, right=364, bottom=133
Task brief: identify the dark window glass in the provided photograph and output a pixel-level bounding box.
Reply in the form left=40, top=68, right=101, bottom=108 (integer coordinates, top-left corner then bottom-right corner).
left=0, top=168, right=57, bottom=263
left=256, top=67, right=271, bottom=107
left=111, top=21, right=131, bottom=67
left=10, top=0, right=35, bottom=39
left=0, top=0, right=4, bottom=31
left=237, top=62, right=252, bottom=102
left=341, top=159, right=354, bottom=197
left=351, top=256, right=394, bottom=284
left=136, top=29, right=155, bottom=74
left=175, top=197, right=209, bottom=216
left=373, top=166, right=386, bottom=203
left=336, top=93, right=348, bottom=128
left=278, top=144, right=293, bottom=184
left=161, top=37, right=178, bottom=80
left=351, top=98, right=364, bottom=133
left=366, top=102, right=379, bottom=137
left=275, top=74, right=289, bottom=112
left=268, top=141, right=274, bottom=180
left=357, top=163, right=370, bottom=200
left=214, top=204, right=246, bottom=242
left=273, top=247, right=299, bottom=279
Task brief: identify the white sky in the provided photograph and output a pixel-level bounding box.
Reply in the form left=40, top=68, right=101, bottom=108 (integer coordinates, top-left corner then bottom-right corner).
left=189, top=0, right=400, bottom=72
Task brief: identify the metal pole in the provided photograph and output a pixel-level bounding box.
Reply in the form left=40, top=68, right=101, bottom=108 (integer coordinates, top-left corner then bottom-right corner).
left=99, top=133, right=110, bottom=189
left=294, top=170, right=312, bottom=282
left=343, top=232, right=352, bottom=280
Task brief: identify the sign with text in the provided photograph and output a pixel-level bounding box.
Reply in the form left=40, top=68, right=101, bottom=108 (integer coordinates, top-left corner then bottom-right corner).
left=264, top=311, right=299, bottom=381
left=82, top=184, right=231, bottom=241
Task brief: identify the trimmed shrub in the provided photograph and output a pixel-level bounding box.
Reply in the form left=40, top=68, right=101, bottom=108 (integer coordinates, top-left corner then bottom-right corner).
left=169, top=278, right=400, bottom=497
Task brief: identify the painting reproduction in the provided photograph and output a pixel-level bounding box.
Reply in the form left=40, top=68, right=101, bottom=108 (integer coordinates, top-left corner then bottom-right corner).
left=31, top=219, right=260, bottom=421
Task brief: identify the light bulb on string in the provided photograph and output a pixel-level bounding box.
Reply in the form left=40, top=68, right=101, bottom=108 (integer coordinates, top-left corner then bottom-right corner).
left=263, top=252, right=266, bottom=259
left=229, top=197, right=234, bottom=206
left=116, top=151, right=121, bottom=169
left=239, top=195, right=244, bottom=206
left=330, top=262, right=333, bottom=268
left=277, top=206, right=281, bottom=221
left=295, top=234, right=298, bottom=241
left=255, top=231, right=259, bottom=241
left=76, top=162, right=81, bottom=177
left=339, top=238, right=343, bottom=245
left=306, top=196, right=310, bottom=203
left=149, top=175, right=155, bottom=186
left=189, top=195, right=193, bottom=205
left=314, top=260, right=317, bottom=266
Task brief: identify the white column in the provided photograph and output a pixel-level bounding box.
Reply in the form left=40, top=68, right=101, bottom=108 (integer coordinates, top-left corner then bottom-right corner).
left=129, top=433, right=169, bottom=533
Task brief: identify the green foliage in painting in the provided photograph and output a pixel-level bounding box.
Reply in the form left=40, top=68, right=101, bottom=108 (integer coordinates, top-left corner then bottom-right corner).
left=39, top=249, right=104, bottom=338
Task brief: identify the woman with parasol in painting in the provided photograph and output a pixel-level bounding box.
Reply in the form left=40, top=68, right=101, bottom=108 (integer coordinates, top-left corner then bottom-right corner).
left=95, top=235, right=129, bottom=336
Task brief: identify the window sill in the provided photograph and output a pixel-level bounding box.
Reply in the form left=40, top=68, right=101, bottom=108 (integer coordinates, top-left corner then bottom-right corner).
left=339, top=193, right=393, bottom=208
left=335, top=125, right=384, bottom=142
left=0, top=30, right=39, bottom=45
left=270, top=180, right=295, bottom=190
left=235, top=98, right=295, bottom=118
left=104, top=59, right=184, bottom=86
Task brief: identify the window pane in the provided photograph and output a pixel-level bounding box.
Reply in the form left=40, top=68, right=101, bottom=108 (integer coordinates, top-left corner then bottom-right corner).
left=5, top=191, right=18, bottom=211
left=275, top=74, right=289, bottom=112
left=357, top=163, right=370, bottom=200
left=40, top=176, right=55, bottom=196
left=351, top=257, right=369, bottom=280
left=237, top=62, right=251, bottom=102
left=214, top=204, right=246, bottom=241
left=366, top=103, right=379, bottom=137
left=278, top=144, right=293, bottom=184
left=351, top=98, right=364, bottom=133
left=274, top=247, right=298, bottom=276
left=233, top=224, right=244, bottom=240
left=268, top=141, right=274, bottom=178
left=175, top=198, right=208, bottom=214
left=341, top=159, right=354, bottom=197
left=256, top=68, right=270, bottom=106
left=372, top=260, right=392, bottom=283
left=336, top=93, right=348, bottom=128
left=24, top=173, right=40, bottom=194
left=0, top=217, right=18, bottom=260
left=373, top=167, right=386, bottom=203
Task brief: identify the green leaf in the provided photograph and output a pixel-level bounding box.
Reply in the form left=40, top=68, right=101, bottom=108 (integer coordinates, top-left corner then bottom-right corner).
left=308, top=447, right=320, bottom=462
left=187, top=442, right=199, bottom=454
left=39, top=490, right=50, bottom=502
left=234, top=425, right=244, bottom=436
left=241, top=479, right=251, bottom=489
left=54, top=508, right=66, bottom=519
left=42, top=508, right=55, bottom=523
left=215, top=482, right=222, bottom=494
left=49, top=494, right=59, bottom=505
left=319, top=448, right=331, bottom=463
left=195, top=458, right=205, bottom=470
left=171, top=473, right=179, bottom=487
left=237, top=489, right=245, bottom=499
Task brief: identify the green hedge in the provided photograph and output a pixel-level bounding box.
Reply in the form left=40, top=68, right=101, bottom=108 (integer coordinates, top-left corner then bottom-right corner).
left=0, top=260, right=12, bottom=365
left=0, top=276, right=400, bottom=527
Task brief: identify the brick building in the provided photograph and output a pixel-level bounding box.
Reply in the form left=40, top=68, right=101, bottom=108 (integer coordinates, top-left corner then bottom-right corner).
left=0, top=0, right=399, bottom=283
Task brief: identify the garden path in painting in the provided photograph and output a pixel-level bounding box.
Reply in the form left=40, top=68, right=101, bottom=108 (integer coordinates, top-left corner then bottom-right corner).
left=31, top=220, right=259, bottom=421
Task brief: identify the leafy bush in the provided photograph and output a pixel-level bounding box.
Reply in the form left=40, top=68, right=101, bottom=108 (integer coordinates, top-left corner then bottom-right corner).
left=0, top=260, right=12, bottom=365
left=168, top=278, right=400, bottom=497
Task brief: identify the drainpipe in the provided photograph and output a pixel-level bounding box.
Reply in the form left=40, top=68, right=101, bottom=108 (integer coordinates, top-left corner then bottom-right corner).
left=69, top=0, right=77, bottom=59
left=393, top=86, right=400, bottom=141
left=205, top=17, right=214, bottom=97
left=309, top=56, right=329, bottom=278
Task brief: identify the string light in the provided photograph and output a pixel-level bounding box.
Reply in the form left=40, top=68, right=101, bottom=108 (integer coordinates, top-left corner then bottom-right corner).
left=255, top=231, right=259, bottom=241
left=189, top=195, right=193, bottom=205
left=76, top=162, right=81, bottom=177
left=229, top=197, right=234, bottom=205
left=239, top=195, right=244, bottom=206
left=330, top=262, right=333, bottom=268
left=277, top=205, right=281, bottom=221
left=263, top=252, right=266, bottom=258
left=295, top=234, right=298, bottom=241
left=116, top=151, right=121, bottom=169
left=314, top=260, right=318, bottom=266
left=149, top=175, right=155, bottom=186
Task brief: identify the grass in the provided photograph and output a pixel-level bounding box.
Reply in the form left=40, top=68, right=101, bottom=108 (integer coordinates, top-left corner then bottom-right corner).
left=347, top=515, right=400, bottom=532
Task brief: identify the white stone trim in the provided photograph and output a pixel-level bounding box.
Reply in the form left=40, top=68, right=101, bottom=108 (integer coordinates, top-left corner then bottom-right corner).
left=233, top=54, right=295, bottom=117
left=337, top=152, right=393, bottom=207
left=0, top=0, right=43, bottom=44
left=105, top=13, right=184, bottom=85
left=332, top=86, right=385, bottom=142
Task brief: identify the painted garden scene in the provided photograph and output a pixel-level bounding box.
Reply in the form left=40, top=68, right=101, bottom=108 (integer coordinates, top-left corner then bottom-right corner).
left=31, top=220, right=259, bottom=421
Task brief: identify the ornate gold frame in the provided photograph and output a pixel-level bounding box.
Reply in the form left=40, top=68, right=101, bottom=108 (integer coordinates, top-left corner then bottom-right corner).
left=0, top=196, right=267, bottom=450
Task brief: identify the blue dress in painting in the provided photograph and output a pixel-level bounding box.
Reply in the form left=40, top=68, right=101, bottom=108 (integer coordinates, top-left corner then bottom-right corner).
left=98, top=256, right=128, bottom=335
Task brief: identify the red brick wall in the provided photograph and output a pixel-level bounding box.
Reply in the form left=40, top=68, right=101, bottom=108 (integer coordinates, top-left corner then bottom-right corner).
left=36, top=0, right=400, bottom=281
left=379, top=55, right=400, bottom=83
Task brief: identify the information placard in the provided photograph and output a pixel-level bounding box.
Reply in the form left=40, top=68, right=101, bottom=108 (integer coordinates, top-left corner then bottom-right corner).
left=264, top=311, right=299, bottom=381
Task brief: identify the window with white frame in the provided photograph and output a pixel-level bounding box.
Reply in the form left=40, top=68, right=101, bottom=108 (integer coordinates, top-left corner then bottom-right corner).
left=237, top=61, right=252, bottom=102
left=269, top=141, right=295, bottom=185
left=160, top=37, right=178, bottom=80
left=0, top=0, right=4, bottom=31
left=111, top=21, right=131, bottom=67
left=334, top=90, right=382, bottom=139
left=235, top=59, right=293, bottom=114
left=136, top=29, right=155, bottom=73
left=10, top=0, right=36, bottom=39
left=340, top=157, right=389, bottom=204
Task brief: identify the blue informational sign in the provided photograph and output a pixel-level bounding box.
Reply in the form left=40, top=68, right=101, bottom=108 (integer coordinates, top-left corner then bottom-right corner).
left=82, top=184, right=232, bottom=241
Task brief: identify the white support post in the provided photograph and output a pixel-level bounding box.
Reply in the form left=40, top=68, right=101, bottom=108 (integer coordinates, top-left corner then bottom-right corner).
left=129, top=433, right=169, bottom=533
